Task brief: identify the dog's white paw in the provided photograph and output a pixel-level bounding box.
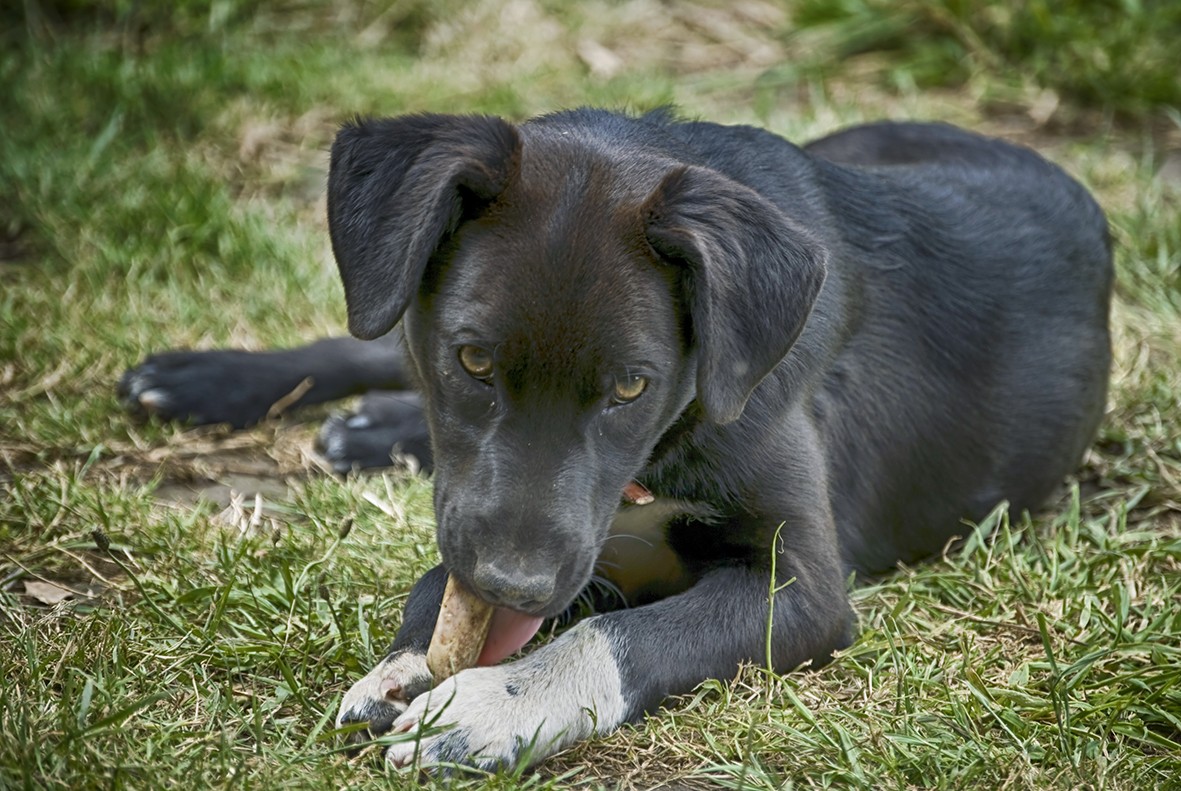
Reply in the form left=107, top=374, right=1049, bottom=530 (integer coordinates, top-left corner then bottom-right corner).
left=385, top=622, right=629, bottom=771
left=336, top=650, right=433, bottom=743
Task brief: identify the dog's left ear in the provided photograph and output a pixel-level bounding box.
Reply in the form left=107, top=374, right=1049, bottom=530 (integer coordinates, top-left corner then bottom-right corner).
left=328, top=114, right=521, bottom=339
left=645, top=165, right=828, bottom=424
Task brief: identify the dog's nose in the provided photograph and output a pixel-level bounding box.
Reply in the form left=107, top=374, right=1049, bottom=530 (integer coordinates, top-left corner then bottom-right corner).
left=470, top=560, right=556, bottom=612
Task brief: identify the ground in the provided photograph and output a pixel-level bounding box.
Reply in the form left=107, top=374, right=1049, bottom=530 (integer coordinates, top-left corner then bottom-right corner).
left=2, top=1, right=1180, bottom=789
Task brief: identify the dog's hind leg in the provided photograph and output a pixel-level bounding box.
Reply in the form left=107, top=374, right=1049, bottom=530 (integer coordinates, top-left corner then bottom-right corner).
left=317, top=391, right=432, bottom=474
left=119, top=333, right=410, bottom=428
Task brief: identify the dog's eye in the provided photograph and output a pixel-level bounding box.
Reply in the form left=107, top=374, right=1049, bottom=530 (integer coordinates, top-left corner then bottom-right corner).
left=612, top=374, right=648, bottom=404
left=458, top=345, right=494, bottom=381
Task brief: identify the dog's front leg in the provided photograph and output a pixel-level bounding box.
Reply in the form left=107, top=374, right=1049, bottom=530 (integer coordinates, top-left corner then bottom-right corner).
left=385, top=555, right=853, bottom=772
left=382, top=617, right=627, bottom=771
left=336, top=564, right=446, bottom=741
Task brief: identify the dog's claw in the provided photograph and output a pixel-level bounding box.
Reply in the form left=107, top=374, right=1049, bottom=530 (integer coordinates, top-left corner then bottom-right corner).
left=136, top=387, right=171, bottom=412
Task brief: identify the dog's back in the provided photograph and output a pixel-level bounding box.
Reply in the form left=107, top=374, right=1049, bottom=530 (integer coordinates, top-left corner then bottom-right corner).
left=804, top=122, right=1112, bottom=570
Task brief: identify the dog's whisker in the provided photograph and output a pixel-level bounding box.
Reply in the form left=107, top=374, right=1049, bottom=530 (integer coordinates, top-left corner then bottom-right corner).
left=599, top=532, right=656, bottom=549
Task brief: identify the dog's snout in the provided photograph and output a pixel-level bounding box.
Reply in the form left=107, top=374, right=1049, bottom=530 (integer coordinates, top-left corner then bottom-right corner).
left=471, top=560, right=557, bottom=612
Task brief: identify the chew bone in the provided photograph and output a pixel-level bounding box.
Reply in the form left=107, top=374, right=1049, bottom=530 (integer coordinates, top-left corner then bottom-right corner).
left=427, top=575, right=495, bottom=684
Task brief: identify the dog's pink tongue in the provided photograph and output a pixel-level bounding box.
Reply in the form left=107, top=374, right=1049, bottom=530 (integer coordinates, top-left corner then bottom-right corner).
left=477, top=607, right=544, bottom=666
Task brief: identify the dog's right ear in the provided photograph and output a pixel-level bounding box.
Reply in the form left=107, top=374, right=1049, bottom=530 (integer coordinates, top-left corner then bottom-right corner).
left=328, top=114, right=521, bottom=339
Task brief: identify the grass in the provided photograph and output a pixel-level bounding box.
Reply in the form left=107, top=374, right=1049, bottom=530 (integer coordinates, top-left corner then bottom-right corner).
left=2, top=1, right=1179, bottom=788
left=786, top=0, right=1181, bottom=120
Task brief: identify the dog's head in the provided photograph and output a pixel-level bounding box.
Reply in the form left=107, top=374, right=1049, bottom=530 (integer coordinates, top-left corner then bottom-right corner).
left=328, top=111, right=826, bottom=617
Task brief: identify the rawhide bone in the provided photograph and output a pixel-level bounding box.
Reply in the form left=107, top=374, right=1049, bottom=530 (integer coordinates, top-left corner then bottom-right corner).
left=427, top=574, right=495, bottom=684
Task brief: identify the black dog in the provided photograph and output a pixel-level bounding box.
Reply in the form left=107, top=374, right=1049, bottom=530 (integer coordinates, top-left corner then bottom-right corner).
left=121, top=109, right=1112, bottom=770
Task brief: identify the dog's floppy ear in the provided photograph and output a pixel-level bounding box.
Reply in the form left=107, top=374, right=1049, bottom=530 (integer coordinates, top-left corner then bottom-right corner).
left=328, top=114, right=521, bottom=339
left=645, top=165, right=827, bottom=424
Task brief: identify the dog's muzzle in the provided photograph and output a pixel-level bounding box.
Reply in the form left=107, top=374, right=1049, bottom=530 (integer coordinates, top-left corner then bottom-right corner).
left=470, top=558, right=557, bottom=612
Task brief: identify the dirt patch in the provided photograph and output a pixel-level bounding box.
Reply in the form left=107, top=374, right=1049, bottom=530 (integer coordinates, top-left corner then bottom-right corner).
left=129, top=423, right=333, bottom=532
left=153, top=471, right=293, bottom=511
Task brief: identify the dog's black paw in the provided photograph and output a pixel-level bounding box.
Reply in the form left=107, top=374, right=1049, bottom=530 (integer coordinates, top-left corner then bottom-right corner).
left=119, top=350, right=313, bottom=429
left=316, top=392, right=432, bottom=474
